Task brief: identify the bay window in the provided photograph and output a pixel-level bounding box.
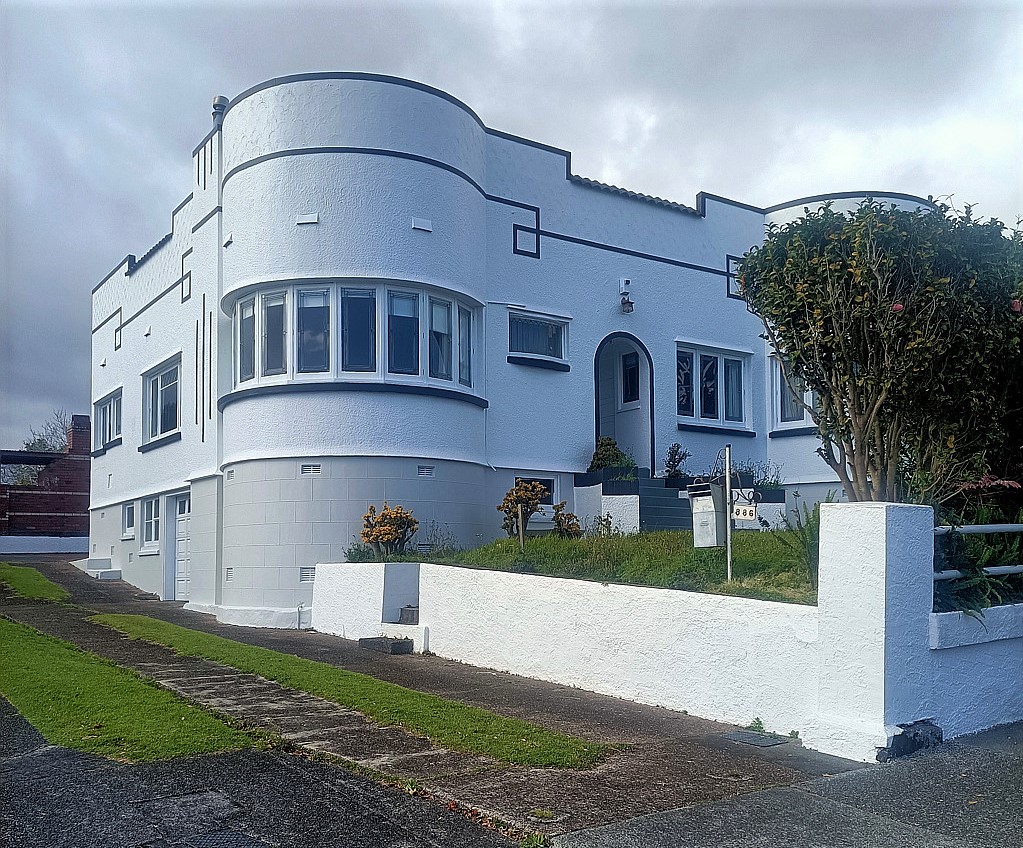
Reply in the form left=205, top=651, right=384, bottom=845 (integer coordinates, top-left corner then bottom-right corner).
left=229, top=283, right=477, bottom=394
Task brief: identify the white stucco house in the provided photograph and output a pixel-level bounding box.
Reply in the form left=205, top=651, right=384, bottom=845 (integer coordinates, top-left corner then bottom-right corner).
left=87, top=72, right=935, bottom=626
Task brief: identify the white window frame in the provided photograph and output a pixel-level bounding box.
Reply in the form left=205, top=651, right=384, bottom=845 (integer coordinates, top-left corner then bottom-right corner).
left=618, top=351, right=641, bottom=411
left=121, top=502, right=135, bottom=540
left=676, top=343, right=750, bottom=430
left=94, top=389, right=122, bottom=449
left=773, top=359, right=815, bottom=429
left=143, top=356, right=181, bottom=443
left=236, top=297, right=256, bottom=385
left=228, top=283, right=479, bottom=394
left=141, top=496, right=160, bottom=552
left=508, top=310, right=568, bottom=363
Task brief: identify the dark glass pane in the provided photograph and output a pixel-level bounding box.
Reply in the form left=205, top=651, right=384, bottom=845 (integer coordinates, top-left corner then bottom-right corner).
left=724, top=358, right=743, bottom=422
left=780, top=369, right=805, bottom=422
left=700, top=354, right=718, bottom=419
left=458, top=306, right=472, bottom=387
left=239, top=301, right=255, bottom=382
left=388, top=292, right=419, bottom=375
left=263, top=296, right=286, bottom=375
left=429, top=299, right=452, bottom=380
left=676, top=350, right=694, bottom=416
left=159, top=367, right=178, bottom=434
left=341, top=289, right=376, bottom=372
left=622, top=352, right=639, bottom=404
left=297, top=291, right=329, bottom=373
left=510, top=316, right=563, bottom=358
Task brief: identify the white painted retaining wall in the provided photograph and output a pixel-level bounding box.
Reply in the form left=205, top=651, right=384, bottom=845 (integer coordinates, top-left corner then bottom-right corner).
left=312, top=503, right=1023, bottom=762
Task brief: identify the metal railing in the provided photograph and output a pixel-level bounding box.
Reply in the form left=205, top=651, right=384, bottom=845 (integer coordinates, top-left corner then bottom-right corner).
left=933, top=524, right=1023, bottom=581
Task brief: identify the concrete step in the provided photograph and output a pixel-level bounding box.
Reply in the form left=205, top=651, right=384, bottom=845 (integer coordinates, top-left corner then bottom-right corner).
left=358, top=636, right=414, bottom=655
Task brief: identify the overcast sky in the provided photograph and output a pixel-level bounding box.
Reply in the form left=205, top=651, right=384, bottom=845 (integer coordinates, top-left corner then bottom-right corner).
left=1, top=0, right=1021, bottom=447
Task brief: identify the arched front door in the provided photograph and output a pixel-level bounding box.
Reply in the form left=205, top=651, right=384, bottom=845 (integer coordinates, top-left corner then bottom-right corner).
left=593, top=333, right=654, bottom=471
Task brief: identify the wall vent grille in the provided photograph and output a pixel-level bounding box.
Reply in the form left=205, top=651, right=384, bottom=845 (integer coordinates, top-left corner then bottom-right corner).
left=299, top=567, right=316, bottom=583
left=226, top=469, right=235, bottom=481
left=225, top=567, right=234, bottom=582
left=300, top=464, right=322, bottom=475
left=417, top=465, right=435, bottom=477
left=416, top=543, right=433, bottom=554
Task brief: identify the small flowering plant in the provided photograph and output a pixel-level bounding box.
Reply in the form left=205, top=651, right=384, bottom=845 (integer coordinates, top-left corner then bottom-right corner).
left=361, top=502, right=419, bottom=556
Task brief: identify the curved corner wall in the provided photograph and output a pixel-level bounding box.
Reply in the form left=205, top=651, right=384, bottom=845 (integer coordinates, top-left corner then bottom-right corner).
left=220, top=76, right=488, bottom=302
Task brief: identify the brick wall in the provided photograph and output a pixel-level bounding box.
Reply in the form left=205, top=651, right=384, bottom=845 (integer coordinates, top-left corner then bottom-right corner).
left=0, top=416, right=91, bottom=536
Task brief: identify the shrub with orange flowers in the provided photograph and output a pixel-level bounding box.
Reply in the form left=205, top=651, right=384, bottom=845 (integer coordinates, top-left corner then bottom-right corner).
left=361, top=502, right=419, bottom=556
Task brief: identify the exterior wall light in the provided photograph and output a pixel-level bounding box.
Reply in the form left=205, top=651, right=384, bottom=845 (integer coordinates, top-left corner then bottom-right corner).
left=620, top=278, right=634, bottom=314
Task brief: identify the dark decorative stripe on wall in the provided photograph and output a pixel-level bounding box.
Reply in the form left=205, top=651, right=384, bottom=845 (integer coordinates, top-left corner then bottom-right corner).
left=191, top=205, right=222, bottom=233
left=194, top=320, right=200, bottom=426
left=768, top=427, right=819, bottom=439
left=507, top=355, right=570, bottom=372
left=218, top=381, right=489, bottom=412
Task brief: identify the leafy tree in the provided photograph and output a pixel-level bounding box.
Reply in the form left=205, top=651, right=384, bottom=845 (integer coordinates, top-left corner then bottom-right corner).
left=739, top=201, right=1023, bottom=503
left=1, top=409, right=70, bottom=485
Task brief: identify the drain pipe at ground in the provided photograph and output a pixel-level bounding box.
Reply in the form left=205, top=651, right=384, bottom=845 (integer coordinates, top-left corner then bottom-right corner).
left=297, top=602, right=304, bottom=630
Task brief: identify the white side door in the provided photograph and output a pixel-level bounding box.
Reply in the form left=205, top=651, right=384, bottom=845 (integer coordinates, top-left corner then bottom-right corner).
left=174, top=495, right=191, bottom=600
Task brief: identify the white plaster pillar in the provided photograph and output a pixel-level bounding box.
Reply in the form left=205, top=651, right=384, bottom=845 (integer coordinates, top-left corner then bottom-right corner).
left=804, top=501, right=934, bottom=761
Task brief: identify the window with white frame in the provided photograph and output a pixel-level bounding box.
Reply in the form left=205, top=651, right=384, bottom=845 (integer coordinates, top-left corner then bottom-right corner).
left=458, top=306, right=472, bottom=387
left=388, top=291, right=419, bottom=375
left=262, top=292, right=287, bottom=376
left=429, top=298, right=453, bottom=380
left=297, top=289, right=329, bottom=373
left=677, top=345, right=747, bottom=426
left=775, top=360, right=815, bottom=426
left=341, top=288, right=376, bottom=372
left=144, top=358, right=180, bottom=441
left=121, top=502, right=135, bottom=538
left=238, top=299, right=255, bottom=382
left=141, top=496, right=160, bottom=549
left=94, top=390, right=122, bottom=448
left=621, top=352, right=640, bottom=406
left=509, top=313, right=565, bottom=360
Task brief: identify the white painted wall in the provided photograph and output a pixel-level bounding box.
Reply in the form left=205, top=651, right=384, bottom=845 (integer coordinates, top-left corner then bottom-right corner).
left=313, top=502, right=1023, bottom=762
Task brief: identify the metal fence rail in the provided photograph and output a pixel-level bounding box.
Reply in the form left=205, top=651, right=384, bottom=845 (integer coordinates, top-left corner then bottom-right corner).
left=933, top=524, right=1023, bottom=581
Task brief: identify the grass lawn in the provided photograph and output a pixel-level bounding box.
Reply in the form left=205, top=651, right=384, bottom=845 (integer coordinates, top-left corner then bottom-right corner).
left=0, top=617, right=256, bottom=761
left=437, top=530, right=816, bottom=605
left=0, top=563, right=71, bottom=602
left=91, top=613, right=606, bottom=769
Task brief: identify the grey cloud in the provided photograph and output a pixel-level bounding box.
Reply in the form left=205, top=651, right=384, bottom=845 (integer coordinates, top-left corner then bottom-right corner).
left=2, top=0, right=1020, bottom=445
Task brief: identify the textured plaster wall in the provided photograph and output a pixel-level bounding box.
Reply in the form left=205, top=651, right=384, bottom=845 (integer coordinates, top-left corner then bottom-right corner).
left=313, top=561, right=820, bottom=735
left=313, top=502, right=1023, bottom=762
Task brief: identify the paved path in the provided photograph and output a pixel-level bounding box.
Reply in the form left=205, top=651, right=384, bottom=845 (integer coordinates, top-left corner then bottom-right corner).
left=1, top=557, right=852, bottom=840
left=554, top=725, right=1023, bottom=848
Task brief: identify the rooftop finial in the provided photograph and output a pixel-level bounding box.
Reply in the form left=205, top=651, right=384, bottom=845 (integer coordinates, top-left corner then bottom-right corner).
left=212, top=95, right=229, bottom=127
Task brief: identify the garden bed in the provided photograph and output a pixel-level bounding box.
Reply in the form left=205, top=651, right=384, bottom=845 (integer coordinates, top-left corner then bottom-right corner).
left=411, top=530, right=816, bottom=605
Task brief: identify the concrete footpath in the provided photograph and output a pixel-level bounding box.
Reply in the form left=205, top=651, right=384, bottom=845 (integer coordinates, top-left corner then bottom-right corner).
left=3, top=557, right=1022, bottom=847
